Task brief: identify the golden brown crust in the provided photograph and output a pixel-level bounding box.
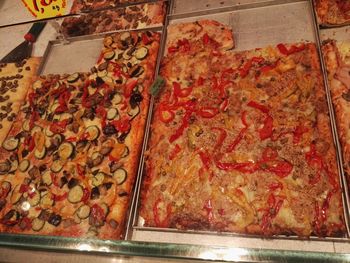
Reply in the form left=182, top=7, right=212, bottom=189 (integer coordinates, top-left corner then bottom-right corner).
left=140, top=21, right=345, bottom=237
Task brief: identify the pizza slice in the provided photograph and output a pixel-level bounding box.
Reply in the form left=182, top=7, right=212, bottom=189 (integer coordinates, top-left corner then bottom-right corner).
left=70, top=0, right=146, bottom=13
left=62, top=2, right=165, bottom=37
left=322, top=39, right=350, bottom=176
left=314, top=0, right=350, bottom=26
left=0, top=58, right=41, bottom=146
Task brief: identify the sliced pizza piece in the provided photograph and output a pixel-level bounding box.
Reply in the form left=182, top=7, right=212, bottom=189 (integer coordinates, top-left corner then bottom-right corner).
left=314, top=0, right=350, bottom=26
left=0, top=57, right=41, bottom=146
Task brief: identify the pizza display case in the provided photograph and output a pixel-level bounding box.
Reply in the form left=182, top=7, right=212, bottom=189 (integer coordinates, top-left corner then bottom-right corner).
left=1, top=0, right=350, bottom=262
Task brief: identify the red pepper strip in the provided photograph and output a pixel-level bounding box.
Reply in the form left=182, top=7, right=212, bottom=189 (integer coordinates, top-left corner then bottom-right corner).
left=197, top=107, right=219, bottom=118
left=81, top=80, right=92, bottom=108
left=218, top=208, right=225, bottom=216
left=124, top=79, right=138, bottom=98
left=159, top=107, right=175, bottom=124
left=49, top=119, right=69, bottom=134
left=305, top=144, right=323, bottom=170
left=66, top=137, right=77, bottom=142
left=28, top=189, right=36, bottom=198
left=55, top=90, right=71, bottom=113
left=324, top=164, right=340, bottom=191
left=20, top=217, right=32, bottom=230
left=28, top=92, right=37, bottom=107
left=241, top=111, right=249, bottom=127
left=219, top=99, right=229, bottom=112
left=198, top=151, right=211, bottom=170
left=309, top=171, right=321, bottom=185
left=261, top=194, right=284, bottom=231
left=19, top=184, right=29, bottom=193
left=277, top=43, right=306, bottom=56
left=153, top=199, right=172, bottom=227
left=293, top=125, right=308, bottom=144
left=259, top=115, right=273, bottom=140
left=261, top=147, right=278, bottom=162
left=203, top=199, right=214, bottom=223
left=81, top=188, right=90, bottom=204
left=97, top=52, right=104, bottom=63
left=24, top=136, right=35, bottom=152
left=268, top=182, right=283, bottom=191
left=91, top=204, right=106, bottom=221
left=50, top=173, right=58, bottom=187
left=211, top=127, right=227, bottom=151
left=197, top=77, right=204, bottom=86
left=96, top=106, right=107, bottom=128
left=266, top=161, right=293, bottom=178
left=169, top=111, right=192, bottom=143
left=173, top=82, right=193, bottom=98
left=142, top=33, right=152, bottom=45
left=226, top=127, right=247, bottom=153
left=77, top=164, right=85, bottom=178
left=111, top=116, right=131, bottom=133
left=29, top=111, right=39, bottom=129
left=260, top=64, right=276, bottom=73
left=202, top=33, right=220, bottom=49
left=53, top=192, right=68, bottom=202
left=168, top=46, right=178, bottom=53
left=169, top=144, right=181, bottom=160
left=247, top=100, right=270, bottom=113
left=216, top=161, right=259, bottom=174
left=239, top=57, right=264, bottom=78
left=177, top=38, right=190, bottom=52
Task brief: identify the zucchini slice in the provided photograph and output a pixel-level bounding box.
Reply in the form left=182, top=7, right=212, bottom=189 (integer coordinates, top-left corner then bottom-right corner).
left=85, top=125, right=100, bottom=141
left=68, top=185, right=83, bottom=204
left=121, top=146, right=129, bottom=158
left=100, top=202, right=109, bottom=216
left=92, top=172, right=105, bottom=187
left=40, top=193, right=54, bottom=209
left=10, top=185, right=22, bottom=204
left=34, top=147, right=46, bottom=160
left=58, top=142, right=74, bottom=160
left=77, top=204, right=90, bottom=219
left=103, top=50, right=115, bottom=60
left=32, top=218, right=45, bottom=231
left=67, top=73, right=80, bottom=83
left=128, top=105, right=140, bottom=119
left=113, top=168, right=127, bottom=185
left=50, top=102, right=60, bottom=113
left=97, top=70, right=108, bottom=78
left=112, top=93, right=123, bottom=105
left=22, top=120, right=31, bottom=132
left=52, top=134, right=63, bottom=145
left=28, top=190, right=40, bottom=207
left=9, top=159, right=18, bottom=173
left=51, top=160, right=64, bottom=173
left=19, top=159, right=30, bottom=172
left=107, top=108, right=119, bottom=120
left=134, top=46, right=148, bottom=60
left=59, top=113, right=73, bottom=121
left=2, top=137, right=19, bottom=151
left=42, top=171, right=52, bottom=186
left=122, top=49, right=133, bottom=60
left=45, top=128, right=54, bottom=137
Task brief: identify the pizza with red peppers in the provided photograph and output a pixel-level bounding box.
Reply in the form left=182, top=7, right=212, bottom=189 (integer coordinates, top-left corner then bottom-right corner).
left=62, top=2, right=166, bottom=37
left=0, top=31, right=160, bottom=239
left=322, top=40, right=350, bottom=178
left=314, top=0, right=350, bottom=26
left=140, top=20, right=345, bottom=237
left=70, top=0, right=151, bottom=13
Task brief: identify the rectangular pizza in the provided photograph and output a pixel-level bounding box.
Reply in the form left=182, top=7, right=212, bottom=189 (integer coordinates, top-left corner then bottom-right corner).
left=139, top=20, right=345, bottom=237
left=70, top=0, right=152, bottom=13
left=62, top=2, right=166, bottom=38
left=322, top=39, right=350, bottom=179
left=0, top=31, right=160, bottom=239
left=314, top=0, right=350, bottom=26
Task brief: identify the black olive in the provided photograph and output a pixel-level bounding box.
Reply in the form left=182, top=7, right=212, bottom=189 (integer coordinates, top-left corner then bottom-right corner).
left=103, top=182, right=113, bottom=190
left=92, top=169, right=99, bottom=176
left=0, top=160, right=11, bottom=174
left=39, top=164, right=47, bottom=172
left=68, top=178, right=79, bottom=189
left=117, top=132, right=129, bottom=143
left=118, top=191, right=128, bottom=197
left=59, top=176, right=68, bottom=188
left=109, top=161, right=121, bottom=173
left=109, top=219, right=119, bottom=229
left=95, top=76, right=105, bottom=86
left=22, top=149, right=29, bottom=158
left=90, top=187, right=100, bottom=200
left=47, top=113, right=54, bottom=121
left=2, top=209, right=19, bottom=226
left=48, top=213, right=62, bottom=227
left=130, top=92, right=143, bottom=108
left=103, top=124, right=117, bottom=136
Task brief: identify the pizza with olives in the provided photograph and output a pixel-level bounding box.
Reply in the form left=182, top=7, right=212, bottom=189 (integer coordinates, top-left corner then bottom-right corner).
left=0, top=31, right=160, bottom=239
left=62, top=2, right=165, bottom=37
left=140, top=20, right=345, bottom=237
left=70, top=0, right=148, bottom=13
left=322, top=39, right=350, bottom=177
left=0, top=58, right=41, bottom=146
left=314, top=0, right=350, bottom=26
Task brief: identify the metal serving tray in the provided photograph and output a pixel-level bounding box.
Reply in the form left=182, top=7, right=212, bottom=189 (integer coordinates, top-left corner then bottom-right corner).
left=130, top=0, right=350, bottom=251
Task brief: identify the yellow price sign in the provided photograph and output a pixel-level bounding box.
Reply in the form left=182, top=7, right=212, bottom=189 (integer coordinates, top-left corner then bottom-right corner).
left=21, top=0, right=67, bottom=19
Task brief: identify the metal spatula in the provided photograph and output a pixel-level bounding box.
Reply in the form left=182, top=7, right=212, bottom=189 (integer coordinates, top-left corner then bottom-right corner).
left=1, top=22, right=46, bottom=63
